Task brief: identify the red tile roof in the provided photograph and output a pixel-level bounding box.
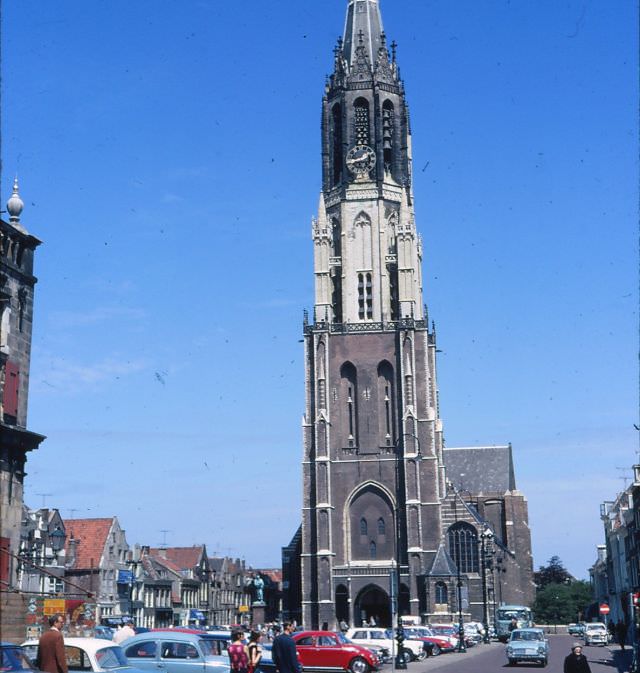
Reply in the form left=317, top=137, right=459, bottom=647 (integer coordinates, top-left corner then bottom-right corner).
left=257, top=569, right=282, bottom=583
left=149, top=546, right=204, bottom=570
left=63, top=518, right=113, bottom=570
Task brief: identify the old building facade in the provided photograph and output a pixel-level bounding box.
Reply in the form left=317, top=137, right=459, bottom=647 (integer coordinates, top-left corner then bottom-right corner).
left=295, top=0, right=534, bottom=629
left=0, top=179, right=46, bottom=641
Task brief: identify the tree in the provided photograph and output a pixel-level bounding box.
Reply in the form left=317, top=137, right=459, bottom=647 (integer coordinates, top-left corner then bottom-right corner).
left=534, top=555, right=571, bottom=589
left=533, top=581, right=592, bottom=624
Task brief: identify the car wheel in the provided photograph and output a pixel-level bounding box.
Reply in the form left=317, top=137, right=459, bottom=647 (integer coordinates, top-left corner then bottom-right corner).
left=415, top=649, right=427, bottom=661
left=541, top=659, right=547, bottom=667
left=349, top=657, right=370, bottom=673
left=430, top=644, right=441, bottom=657
left=508, top=659, right=516, bottom=666
left=399, top=649, right=412, bottom=664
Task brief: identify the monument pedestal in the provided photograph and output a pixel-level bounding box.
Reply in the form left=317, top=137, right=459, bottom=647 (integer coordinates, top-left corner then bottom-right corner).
left=251, top=602, right=266, bottom=627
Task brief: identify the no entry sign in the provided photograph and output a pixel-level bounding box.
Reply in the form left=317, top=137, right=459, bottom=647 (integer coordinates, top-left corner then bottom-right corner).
left=599, top=604, right=610, bottom=614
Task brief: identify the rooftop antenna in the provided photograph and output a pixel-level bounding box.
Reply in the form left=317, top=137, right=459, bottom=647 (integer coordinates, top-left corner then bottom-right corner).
left=615, top=467, right=631, bottom=489
left=67, top=508, right=79, bottom=519
left=158, top=530, right=171, bottom=549
left=36, top=493, right=53, bottom=508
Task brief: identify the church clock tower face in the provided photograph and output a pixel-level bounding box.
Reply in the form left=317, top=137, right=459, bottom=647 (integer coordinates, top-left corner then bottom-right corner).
left=346, top=145, right=376, bottom=177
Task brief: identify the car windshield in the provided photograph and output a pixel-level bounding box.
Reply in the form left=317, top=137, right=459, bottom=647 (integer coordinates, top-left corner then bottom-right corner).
left=1, top=647, right=33, bottom=672
left=95, top=647, right=129, bottom=669
left=587, top=625, right=605, bottom=632
left=511, top=632, right=540, bottom=642
left=498, top=610, right=530, bottom=621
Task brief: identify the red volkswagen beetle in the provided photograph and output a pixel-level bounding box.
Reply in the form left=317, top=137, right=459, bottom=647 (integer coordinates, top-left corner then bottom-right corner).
left=292, top=631, right=379, bottom=673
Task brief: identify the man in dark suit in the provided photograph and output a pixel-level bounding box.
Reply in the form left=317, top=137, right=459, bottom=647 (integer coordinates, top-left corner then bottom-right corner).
left=272, top=623, right=301, bottom=673
left=36, top=614, right=68, bottom=673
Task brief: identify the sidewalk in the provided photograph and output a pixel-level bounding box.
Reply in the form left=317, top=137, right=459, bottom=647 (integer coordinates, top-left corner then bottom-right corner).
left=587, top=645, right=634, bottom=673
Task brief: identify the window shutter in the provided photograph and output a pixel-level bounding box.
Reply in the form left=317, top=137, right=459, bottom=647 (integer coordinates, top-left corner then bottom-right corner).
left=3, top=361, right=19, bottom=417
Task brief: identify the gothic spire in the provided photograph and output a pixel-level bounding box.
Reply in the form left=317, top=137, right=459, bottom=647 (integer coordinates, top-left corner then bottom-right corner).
left=342, top=0, right=385, bottom=69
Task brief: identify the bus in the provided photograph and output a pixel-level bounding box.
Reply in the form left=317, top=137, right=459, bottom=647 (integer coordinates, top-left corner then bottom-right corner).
left=496, top=605, right=534, bottom=642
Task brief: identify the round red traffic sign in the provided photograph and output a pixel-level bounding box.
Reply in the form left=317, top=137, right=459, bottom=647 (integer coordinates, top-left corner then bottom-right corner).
left=599, top=604, right=610, bottom=614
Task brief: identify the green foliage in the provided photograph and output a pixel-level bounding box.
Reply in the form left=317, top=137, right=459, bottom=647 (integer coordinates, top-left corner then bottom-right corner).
left=533, top=581, right=592, bottom=624
left=534, top=555, right=571, bottom=588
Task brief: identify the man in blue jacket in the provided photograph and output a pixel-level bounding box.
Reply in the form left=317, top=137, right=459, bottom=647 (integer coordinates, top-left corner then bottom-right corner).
left=272, top=623, right=301, bottom=673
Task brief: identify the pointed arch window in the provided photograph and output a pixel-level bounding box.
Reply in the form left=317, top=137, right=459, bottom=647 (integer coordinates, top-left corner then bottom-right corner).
left=369, top=541, right=377, bottom=559
left=332, top=104, right=343, bottom=186
left=360, top=518, right=368, bottom=536
left=340, top=362, right=358, bottom=447
left=377, top=518, right=386, bottom=536
left=354, top=98, right=370, bottom=146
left=435, top=581, right=448, bottom=605
left=447, top=522, right=479, bottom=574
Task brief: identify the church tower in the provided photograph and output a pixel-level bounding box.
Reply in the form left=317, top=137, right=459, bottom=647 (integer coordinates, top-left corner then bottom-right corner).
left=301, top=0, right=448, bottom=629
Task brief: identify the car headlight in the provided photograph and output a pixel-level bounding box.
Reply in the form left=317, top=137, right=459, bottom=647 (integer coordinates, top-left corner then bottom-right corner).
left=538, top=647, right=545, bottom=654
left=507, top=647, right=513, bottom=655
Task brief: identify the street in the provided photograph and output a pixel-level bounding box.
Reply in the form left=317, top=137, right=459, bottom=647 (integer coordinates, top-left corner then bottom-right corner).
left=400, top=635, right=635, bottom=673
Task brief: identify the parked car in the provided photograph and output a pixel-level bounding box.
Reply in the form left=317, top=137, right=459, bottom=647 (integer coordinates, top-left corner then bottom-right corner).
left=505, top=628, right=549, bottom=667
left=426, top=625, right=459, bottom=649
left=22, top=638, right=148, bottom=673
left=402, top=627, right=453, bottom=655
left=292, top=631, right=379, bottom=673
left=94, top=627, right=116, bottom=641
left=1, top=643, right=37, bottom=673
left=567, top=623, right=585, bottom=637
left=121, top=632, right=230, bottom=673
left=345, top=628, right=411, bottom=663
left=583, top=623, right=608, bottom=646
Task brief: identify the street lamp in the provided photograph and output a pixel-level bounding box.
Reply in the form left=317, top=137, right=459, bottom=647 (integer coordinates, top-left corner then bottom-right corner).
left=448, top=483, right=466, bottom=653
left=480, top=527, right=494, bottom=644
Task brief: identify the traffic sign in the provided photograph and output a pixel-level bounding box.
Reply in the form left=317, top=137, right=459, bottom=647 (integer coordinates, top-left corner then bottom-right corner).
left=599, top=603, right=610, bottom=614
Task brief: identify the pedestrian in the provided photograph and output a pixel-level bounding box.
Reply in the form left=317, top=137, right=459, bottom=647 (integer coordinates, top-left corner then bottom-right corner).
left=113, top=620, right=136, bottom=645
left=508, top=617, right=518, bottom=633
left=247, top=630, right=263, bottom=673
left=563, top=643, right=592, bottom=673
left=272, top=622, right=301, bottom=673
left=616, top=620, right=627, bottom=650
left=36, top=614, right=68, bottom=673
left=228, top=630, right=249, bottom=673
left=339, top=620, right=349, bottom=633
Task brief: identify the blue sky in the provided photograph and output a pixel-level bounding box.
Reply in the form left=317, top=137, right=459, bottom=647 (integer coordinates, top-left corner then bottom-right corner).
left=2, top=0, right=637, bottom=578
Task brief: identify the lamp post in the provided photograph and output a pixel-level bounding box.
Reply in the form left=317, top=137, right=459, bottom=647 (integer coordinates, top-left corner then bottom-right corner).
left=480, top=527, right=494, bottom=644
left=448, top=483, right=466, bottom=653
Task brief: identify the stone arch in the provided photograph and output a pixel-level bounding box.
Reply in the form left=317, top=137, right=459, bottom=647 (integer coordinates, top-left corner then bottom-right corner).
left=344, top=482, right=395, bottom=562
left=354, top=584, right=391, bottom=627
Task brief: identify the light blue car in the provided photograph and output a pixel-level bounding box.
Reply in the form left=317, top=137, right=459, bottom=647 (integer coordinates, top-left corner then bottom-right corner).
left=505, top=628, right=549, bottom=667
left=122, top=632, right=230, bottom=673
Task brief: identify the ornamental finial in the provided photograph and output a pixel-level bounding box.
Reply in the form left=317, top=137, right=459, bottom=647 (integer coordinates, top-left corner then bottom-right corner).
left=6, top=176, right=24, bottom=223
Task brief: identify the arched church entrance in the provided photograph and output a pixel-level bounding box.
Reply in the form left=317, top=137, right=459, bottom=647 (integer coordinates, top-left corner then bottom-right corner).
left=354, top=585, right=391, bottom=627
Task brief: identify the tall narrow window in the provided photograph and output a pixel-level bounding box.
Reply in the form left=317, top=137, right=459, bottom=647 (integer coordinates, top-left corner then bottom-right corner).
left=332, top=104, right=343, bottom=186
left=348, top=386, right=355, bottom=440
left=435, top=582, right=448, bottom=604
left=365, top=273, right=373, bottom=319
left=377, top=518, right=386, bottom=536
left=331, top=270, right=343, bottom=324
left=382, top=100, right=395, bottom=171
left=360, top=518, right=368, bottom=536
left=340, top=362, right=358, bottom=448
left=358, top=274, right=365, bottom=319
left=354, top=98, right=370, bottom=146
left=378, top=361, right=395, bottom=447
left=369, top=541, right=377, bottom=559
left=388, top=265, right=399, bottom=320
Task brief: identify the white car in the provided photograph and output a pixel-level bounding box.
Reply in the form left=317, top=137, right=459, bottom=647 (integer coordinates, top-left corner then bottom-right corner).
left=22, top=637, right=147, bottom=673
left=345, top=628, right=425, bottom=663
left=583, top=623, right=608, bottom=646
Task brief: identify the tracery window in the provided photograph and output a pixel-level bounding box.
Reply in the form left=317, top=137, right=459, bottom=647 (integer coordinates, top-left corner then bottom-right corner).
left=448, top=522, right=479, bottom=574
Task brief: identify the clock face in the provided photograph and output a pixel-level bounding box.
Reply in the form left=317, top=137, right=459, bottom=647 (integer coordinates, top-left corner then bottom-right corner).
left=346, top=145, right=376, bottom=175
